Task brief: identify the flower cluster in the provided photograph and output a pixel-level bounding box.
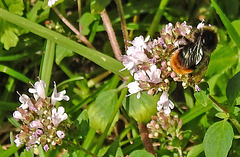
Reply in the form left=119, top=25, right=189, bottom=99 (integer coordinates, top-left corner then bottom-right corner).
left=147, top=112, right=184, bottom=154
left=13, top=80, right=70, bottom=152
left=147, top=112, right=185, bottom=156
left=147, top=112, right=183, bottom=139
left=122, top=21, right=207, bottom=114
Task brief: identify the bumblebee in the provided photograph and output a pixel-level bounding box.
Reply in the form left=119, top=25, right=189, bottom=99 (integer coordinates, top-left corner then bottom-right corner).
left=170, top=26, right=218, bottom=75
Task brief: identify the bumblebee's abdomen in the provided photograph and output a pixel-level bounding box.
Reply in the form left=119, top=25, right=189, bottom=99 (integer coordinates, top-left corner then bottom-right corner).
left=170, top=50, right=193, bottom=75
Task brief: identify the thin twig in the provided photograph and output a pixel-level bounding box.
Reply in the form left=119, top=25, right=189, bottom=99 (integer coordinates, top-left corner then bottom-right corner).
left=100, top=9, right=122, bottom=61
left=138, top=123, right=156, bottom=156
left=52, top=7, right=95, bottom=49
left=208, top=95, right=228, bottom=114
left=77, top=0, right=82, bottom=33
left=115, top=0, right=129, bottom=51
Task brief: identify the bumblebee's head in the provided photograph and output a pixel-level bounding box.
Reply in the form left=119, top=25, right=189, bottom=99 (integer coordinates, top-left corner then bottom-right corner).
left=196, top=27, right=218, bottom=52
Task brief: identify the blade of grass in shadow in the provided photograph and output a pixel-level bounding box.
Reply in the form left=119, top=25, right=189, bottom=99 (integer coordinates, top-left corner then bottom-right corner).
left=211, top=0, right=240, bottom=49
left=0, top=8, right=129, bottom=78
left=40, top=40, right=55, bottom=93
left=147, top=0, right=169, bottom=37
left=0, top=64, right=32, bottom=83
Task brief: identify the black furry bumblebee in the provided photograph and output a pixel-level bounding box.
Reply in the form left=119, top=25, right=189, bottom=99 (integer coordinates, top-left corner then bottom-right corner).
left=170, top=26, right=218, bottom=75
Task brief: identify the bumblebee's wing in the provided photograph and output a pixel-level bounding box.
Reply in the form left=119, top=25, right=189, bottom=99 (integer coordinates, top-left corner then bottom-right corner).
left=179, top=36, right=204, bottom=69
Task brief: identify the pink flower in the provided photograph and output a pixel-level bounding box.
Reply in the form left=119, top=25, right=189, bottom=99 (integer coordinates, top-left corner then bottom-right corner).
left=29, top=120, right=43, bottom=129
left=56, top=130, right=65, bottom=139
left=43, top=144, right=49, bottom=152
left=134, top=70, right=149, bottom=82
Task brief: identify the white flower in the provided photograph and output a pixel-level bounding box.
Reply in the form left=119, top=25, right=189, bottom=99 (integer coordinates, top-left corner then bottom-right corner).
left=19, top=94, right=33, bottom=109
left=51, top=82, right=70, bottom=105
left=163, top=23, right=173, bottom=36
left=56, top=130, right=65, bottom=139
left=28, top=80, right=46, bottom=100
left=146, top=64, right=162, bottom=84
left=14, top=135, right=23, bottom=147
left=127, top=81, right=142, bottom=99
left=121, top=55, right=139, bottom=75
left=157, top=91, right=174, bottom=115
left=52, top=106, right=68, bottom=127
left=48, top=0, right=58, bottom=7
left=13, top=111, right=23, bottom=120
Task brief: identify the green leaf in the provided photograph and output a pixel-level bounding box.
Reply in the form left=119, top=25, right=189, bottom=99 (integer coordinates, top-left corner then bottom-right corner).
left=88, top=89, right=119, bottom=134
left=203, top=120, right=234, bottom=157
left=0, top=21, right=23, bottom=50
left=123, top=92, right=158, bottom=123
left=55, top=44, right=74, bottom=65
left=215, top=112, right=229, bottom=119
left=187, top=143, right=204, bottom=157
left=194, top=90, right=209, bottom=107
left=211, top=0, right=240, bottom=49
left=226, top=71, right=240, bottom=105
left=90, top=0, right=111, bottom=14
left=103, top=140, right=122, bottom=157
left=0, top=0, right=25, bottom=50
left=206, top=43, right=238, bottom=97
left=206, top=44, right=238, bottom=78
left=75, top=109, right=89, bottom=137
left=80, top=13, right=96, bottom=35
left=2, top=145, right=21, bottom=157
left=180, top=103, right=213, bottom=125
left=5, top=0, right=24, bottom=16
left=129, top=150, right=154, bottom=157
left=20, top=149, right=34, bottom=157
left=38, top=144, right=45, bottom=157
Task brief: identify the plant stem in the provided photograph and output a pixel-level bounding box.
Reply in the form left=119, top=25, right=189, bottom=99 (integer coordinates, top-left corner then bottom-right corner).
left=209, top=95, right=240, bottom=134
left=208, top=95, right=228, bottom=114
left=115, top=0, right=129, bottom=51
left=77, top=0, right=82, bottom=33
left=100, top=9, right=122, bottom=61
left=229, top=116, right=240, bottom=134
left=147, top=0, right=169, bottom=37
left=52, top=7, right=95, bottom=49
left=138, top=123, right=156, bottom=156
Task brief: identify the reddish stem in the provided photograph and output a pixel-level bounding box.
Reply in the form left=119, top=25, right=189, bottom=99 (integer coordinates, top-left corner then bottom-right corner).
left=100, top=9, right=122, bottom=61
left=138, top=123, right=156, bottom=156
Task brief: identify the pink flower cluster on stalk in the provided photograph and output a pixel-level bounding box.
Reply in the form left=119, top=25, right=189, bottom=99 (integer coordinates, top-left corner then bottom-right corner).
left=13, top=80, right=69, bottom=152
left=122, top=21, right=205, bottom=115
